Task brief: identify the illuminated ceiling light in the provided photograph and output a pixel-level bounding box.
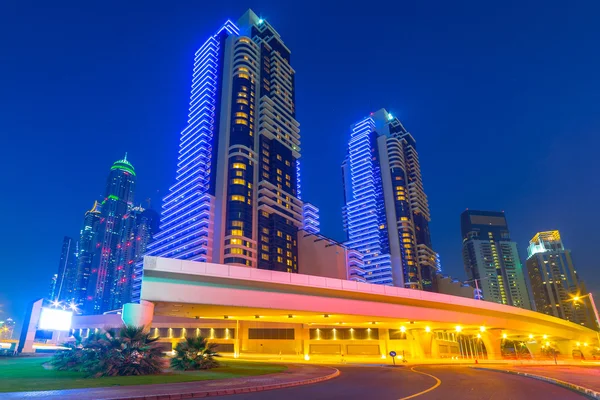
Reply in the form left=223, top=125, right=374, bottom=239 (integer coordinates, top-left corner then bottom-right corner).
left=477, top=333, right=481, bottom=339
left=455, top=325, right=462, bottom=333
left=546, top=341, right=550, bottom=346
left=584, top=343, right=588, bottom=347
left=400, top=326, right=406, bottom=333
left=425, top=326, right=431, bottom=333
left=479, top=326, right=486, bottom=332
left=502, top=333, right=508, bottom=339
left=543, top=334, right=548, bottom=339
left=576, top=342, right=581, bottom=347
left=529, top=334, right=534, bottom=339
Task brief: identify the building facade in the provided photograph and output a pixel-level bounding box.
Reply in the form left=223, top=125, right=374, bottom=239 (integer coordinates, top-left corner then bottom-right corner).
left=341, top=109, right=437, bottom=290
left=134, top=10, right=307, bottom=301
left=52, top=236, right=79, bottom=304
left=526, top=231, right=596, bottom=329
left=75, top=201, right=101, bottom=306
left=461, top=210, right=531, bottom=309
left=84, top=156, right=136, bottom=314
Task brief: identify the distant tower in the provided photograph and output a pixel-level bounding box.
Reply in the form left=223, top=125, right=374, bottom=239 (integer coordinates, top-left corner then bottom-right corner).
left=48, top=274, right=58, bottom=300
left=134, top=10, right=304, bottom=301
left=342, top=109, right=437, bottom=290
left=461, top=210, right=531, bottom=309
left=75, top=201, right=101, bottom=305
left=84, top=155, right=136, bottom=314
left=53, top=236, right=79, bottom=303
left=526, top=231, right=596, bottom=329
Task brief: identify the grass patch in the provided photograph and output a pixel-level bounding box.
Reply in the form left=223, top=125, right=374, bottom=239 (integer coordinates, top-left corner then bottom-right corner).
left=0, top=357, right=287, bottom=392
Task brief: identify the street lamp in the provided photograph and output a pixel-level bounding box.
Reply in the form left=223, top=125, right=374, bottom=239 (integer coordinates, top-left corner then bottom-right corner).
left=570, top=293, right=600, bottom=346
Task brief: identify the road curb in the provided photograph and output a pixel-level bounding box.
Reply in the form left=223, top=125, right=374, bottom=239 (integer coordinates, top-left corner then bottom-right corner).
left=108, top=367, right=340, bottom=400
left=471, top=367, right=600, bottom=399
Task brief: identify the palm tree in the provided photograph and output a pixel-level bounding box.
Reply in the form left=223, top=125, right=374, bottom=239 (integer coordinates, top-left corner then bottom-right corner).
left=170, top=336, right=220, bottom=370
left=88, top=325, right=165, bottom=377
left=51, top=325, right=165, bottom=377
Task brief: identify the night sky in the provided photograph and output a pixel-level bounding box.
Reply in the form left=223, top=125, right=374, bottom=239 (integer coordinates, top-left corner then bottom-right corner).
left=2, top=0, right=600, bottom=326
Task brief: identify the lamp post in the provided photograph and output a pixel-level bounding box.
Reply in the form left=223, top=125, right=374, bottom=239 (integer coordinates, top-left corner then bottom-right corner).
left=464, top=276, right=491, bottom=300
left=571, top=293, right=600, bottom=347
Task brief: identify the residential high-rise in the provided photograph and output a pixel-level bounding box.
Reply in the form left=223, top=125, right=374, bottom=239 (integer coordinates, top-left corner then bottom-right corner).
left=341, top=109, right=437, bottom=290
left=75, top=201, right=101, bottom=305
left=52, top=236, right=79, bottom=303
left=526, top=230, right=596, bottom=329
left=84, top=155, right=136, bottom=314
left=134, top=10, right=304, bottom=300
left=109, top=206, right=159, bottom=310
left=461, top=210, right=531, bottom=309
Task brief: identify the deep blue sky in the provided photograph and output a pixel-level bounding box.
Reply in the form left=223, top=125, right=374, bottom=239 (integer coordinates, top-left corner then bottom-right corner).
left=2, top=0, right=600, bottom=325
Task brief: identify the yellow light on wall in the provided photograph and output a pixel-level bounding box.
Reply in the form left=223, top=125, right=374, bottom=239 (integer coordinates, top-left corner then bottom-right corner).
left=502, top=333, right=507, bottom=339
left=304, top=354, right=310, bottom=361
left=400, top=326, right=406, bottom=333
left=425, top=326, right=431, bottom=333
left=455, top=326, right=462, bottom=333
left=529, top=334, right=534, bottom=339
left=480, top=326, right=486, bottom=332
left=576, top=342, right=581, bottom=347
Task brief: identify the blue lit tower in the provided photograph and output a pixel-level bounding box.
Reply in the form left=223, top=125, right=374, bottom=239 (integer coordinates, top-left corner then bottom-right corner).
left=53, top=236, right=79, bottom=303
left=75, top=201, right=101, bottom=305
left=84, top=155, right=136, bottom=314
left=342, top=109, right=437, bottom=290
left=134, top=10, right=305, bottom=300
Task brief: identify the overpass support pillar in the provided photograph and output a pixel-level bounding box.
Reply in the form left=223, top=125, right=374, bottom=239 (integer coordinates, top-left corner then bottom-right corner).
left=122, top=300, right=154, bottom=331
left=481, top=330, right=503, bottom=360
left=411, top=330, right=433, bottom=359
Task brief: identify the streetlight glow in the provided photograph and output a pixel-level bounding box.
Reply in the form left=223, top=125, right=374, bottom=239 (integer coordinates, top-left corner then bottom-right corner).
left=455, top=325, right=462, bottom=333
left=425, top=326, right=431, bottom=333
left=479, top=326, right=486, bottom=332
left=400, top=326, right=406, bottom=333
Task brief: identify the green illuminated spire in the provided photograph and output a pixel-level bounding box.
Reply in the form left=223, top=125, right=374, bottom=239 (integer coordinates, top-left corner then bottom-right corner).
left=110, top=153, right=136, bottom=176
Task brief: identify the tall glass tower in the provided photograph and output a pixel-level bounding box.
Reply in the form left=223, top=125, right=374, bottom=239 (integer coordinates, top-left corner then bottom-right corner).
left=84, top=155, right=136, bottom=314
left=461, top=210, right=531, bottom=309
left=75, top=201, right=101, bottom=305
left=342, top=109, right=437, bottom=290
left=53, top=236, right=79, bottom=303
left=134, top=10, right=304, bottom=300
left=526, top=231, right=596, bottom=329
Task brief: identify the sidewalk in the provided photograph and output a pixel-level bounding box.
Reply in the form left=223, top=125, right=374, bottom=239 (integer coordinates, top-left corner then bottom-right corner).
left=473, top=365, right=600, bottom=399
left=2, top=364, right=339, bottom=400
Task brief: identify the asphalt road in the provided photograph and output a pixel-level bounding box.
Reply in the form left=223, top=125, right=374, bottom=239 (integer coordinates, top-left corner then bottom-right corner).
left=228, top=365, right=588, bottom=400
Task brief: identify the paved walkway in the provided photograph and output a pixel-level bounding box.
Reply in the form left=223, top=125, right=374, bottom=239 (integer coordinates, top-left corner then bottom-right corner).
left=3, top=364, right=339, bottom=400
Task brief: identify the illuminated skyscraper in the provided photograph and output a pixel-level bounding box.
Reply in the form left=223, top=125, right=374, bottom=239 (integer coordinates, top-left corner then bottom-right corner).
left=75, top=201, right=101, bottom=305
left=52, top=236, right=79, bottom=303
left=526, top=230, right=596, bottom=329
left=342, top=109, right=437, bottom=290
left=134, top=10, right=304, bottom=300
left=84, top=155, right=136, bottom=314
left=461, top=210, right=531, bottom=309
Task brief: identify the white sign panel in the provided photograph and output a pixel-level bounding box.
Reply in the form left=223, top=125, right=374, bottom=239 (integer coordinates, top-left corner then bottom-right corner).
left=38, top=308, right=73, bottom=331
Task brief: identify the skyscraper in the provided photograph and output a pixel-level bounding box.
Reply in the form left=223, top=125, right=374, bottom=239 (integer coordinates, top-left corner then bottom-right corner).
left=134, top=10, right=304, bottom=300
left=526, top=230, right=596, bottom=329
left=109, top=206, right=159, bottom=310
left=84, top=155, right=136, bottom=314
left=461, top=210, right=531, bottom=309
left=75, top=201, right=101, bottom=305
left=341, top=109, right=437, bottom=290
left=53, top=236, right=79, bottom=303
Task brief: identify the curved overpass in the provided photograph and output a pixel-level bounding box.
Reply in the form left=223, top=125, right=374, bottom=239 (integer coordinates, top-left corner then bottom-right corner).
left=136, top=256, right=598, bottom=360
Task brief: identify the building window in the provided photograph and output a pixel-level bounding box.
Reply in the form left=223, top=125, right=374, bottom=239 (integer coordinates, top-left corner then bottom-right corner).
left=230, top=195, right=245, bottom=202
left=230, top=229, right=243, bottom=236
left=232, top=163, right=246, bottom=170
left=235, top=112, right=248, bottom=118
left=261, top=253, right=269, bottom=260
left=234, top=118, right=248, bottom=125
left=232, top=179, right=246, bottom=185
left=277, top=231, right=283, bottom=237
left=237, top=98, right=249, bottom=105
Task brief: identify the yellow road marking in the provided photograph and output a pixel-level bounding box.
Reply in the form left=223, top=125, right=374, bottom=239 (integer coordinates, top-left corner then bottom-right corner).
left=398, top=366, right=442, bottom=400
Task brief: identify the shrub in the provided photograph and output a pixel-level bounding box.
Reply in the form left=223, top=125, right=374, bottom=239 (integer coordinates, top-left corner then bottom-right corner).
left=51, top=325, right=164, bottom=377
left=170, top=336, right=220, bottom=370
